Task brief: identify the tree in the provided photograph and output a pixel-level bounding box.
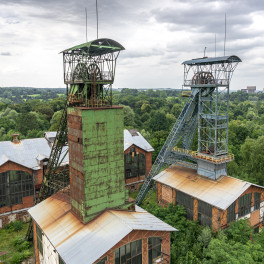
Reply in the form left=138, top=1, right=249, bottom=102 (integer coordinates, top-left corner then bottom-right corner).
left=148, top=111, right=168, bottom=132
left=49, top=110, right=63, bottom=131
left=123, top=105, right=136, bottom=127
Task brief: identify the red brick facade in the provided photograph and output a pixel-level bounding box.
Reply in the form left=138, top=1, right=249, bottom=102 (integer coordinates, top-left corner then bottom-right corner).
left=90, top=230, right=170, bottom=264
left=157, top=182, right=264, bottom=231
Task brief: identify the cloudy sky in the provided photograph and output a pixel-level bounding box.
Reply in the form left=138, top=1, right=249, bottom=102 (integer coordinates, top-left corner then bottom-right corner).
left=0, top=0, right=263, bottom=90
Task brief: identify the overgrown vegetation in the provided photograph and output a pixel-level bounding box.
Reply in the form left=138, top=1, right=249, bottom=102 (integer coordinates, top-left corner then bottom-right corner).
left=144, top=203, right=264, bottom=263
left=0, top=221, right=33, bottom=264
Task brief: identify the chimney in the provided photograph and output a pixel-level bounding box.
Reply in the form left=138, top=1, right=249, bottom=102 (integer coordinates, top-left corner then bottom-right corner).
left=12, top=134, right=20, bottom=144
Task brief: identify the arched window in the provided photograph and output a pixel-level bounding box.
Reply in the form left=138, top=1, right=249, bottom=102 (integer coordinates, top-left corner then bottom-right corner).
left=0, top=170, right=34, bottom=207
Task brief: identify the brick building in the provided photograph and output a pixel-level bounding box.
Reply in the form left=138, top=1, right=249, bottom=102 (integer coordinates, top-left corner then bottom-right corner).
left=124, top=129, right=154, bottom=190
left=154, top=165, right=264, bottom=232
left=0, top=133, right=68, bottom=227
left=0, top=129, right=152, bottom=227
left=29, top=106, right=176, bottom=264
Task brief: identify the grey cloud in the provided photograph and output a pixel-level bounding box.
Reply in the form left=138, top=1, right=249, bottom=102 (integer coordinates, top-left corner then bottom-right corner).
left=1, top=52, right=12, bottom=56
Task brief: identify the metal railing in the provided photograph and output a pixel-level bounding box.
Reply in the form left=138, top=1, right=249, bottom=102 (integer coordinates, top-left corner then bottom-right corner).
left=184, top=79, right=229, bottom=86
left=172, top=147, right=234, bottom=164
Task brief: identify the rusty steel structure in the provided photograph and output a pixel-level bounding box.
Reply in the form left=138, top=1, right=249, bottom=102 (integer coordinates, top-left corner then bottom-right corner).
left=136, top=55, right=241, bottom=205
left=26, top=38, right=125, bottom=240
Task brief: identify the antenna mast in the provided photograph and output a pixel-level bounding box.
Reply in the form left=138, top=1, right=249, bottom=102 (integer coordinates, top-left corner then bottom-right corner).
left=85, top=8, right=87, bottom=42
left=96, top=0, right=99, bottom=39
left=224, top=13, right=226, bottom=56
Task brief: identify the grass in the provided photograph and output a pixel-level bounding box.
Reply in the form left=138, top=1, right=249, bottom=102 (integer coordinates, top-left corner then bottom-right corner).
left=0, top=221, right=34, bottom=264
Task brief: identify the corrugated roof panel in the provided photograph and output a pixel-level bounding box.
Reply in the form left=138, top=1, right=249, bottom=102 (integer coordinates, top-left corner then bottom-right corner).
left=124, top=129, right=154, bottom=152
left=182, top=55, right=242, bottom=65
left=28, top=189, right=176, bottom=264
left=0, top=137, right=69, bottom=170
left=153, top=165, right=256, bottom=210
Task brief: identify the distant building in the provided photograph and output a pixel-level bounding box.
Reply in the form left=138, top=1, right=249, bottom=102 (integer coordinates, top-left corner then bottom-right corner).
left=29, top=105, right=176, bottom=264
left=154, top=165, right=264, bottom=232
left=124, top=129, right=154, bottom=191
left=241, top=86, right=256, bottom=93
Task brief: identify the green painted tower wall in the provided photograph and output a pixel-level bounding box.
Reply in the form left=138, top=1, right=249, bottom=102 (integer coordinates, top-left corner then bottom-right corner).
left=68, top=106, right=132, bottom=223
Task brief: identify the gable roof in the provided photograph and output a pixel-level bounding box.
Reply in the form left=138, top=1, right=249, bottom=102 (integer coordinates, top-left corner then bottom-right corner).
left=28, top=189, right=176, bottom=264
left=0, top=138, right=68, bottom=170
left=124, top=129, right=154, bottom=152
left=153, top=165, right=263, bottom=210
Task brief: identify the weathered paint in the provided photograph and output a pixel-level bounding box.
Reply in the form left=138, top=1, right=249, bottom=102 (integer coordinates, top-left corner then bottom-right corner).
left=68, top=106, right=132, bottom=223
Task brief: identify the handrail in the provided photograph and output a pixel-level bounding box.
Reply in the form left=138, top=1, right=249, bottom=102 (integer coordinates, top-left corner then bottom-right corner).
left=172, top=147, right=234, bottom=164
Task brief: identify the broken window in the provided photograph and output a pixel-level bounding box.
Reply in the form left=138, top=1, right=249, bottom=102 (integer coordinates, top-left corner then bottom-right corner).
left=148, top=237, right=162, bottom=263
left=176, top=190, right=194, bottom=220
left=115, top=239, right=142, bottom=264
left=227, top=201, right=236, bottom=224
left=198, top=200, right=212, bottom=227
left=238, top=193, right=251, bottom=217
left=0, top=170, right=34, bottom=207
left=124, top=149, right=146, bottom=179
left=254, top=192, right=261, bottom=210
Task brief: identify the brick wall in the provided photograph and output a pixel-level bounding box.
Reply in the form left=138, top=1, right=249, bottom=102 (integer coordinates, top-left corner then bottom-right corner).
left=94, top=230, right=171, bottom=264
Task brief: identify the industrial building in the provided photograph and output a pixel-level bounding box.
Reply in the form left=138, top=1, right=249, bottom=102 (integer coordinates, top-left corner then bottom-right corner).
left=124, top=129, right=154, bottom=190
left=0, top=129, right=152, bottom=227
left=28, top=38, right=176, bottom=264
left=135, top=55, right=264, bottom=232
left=0, top=133, right=68, bottom=227
left=154, top=165, right=264, bottom=232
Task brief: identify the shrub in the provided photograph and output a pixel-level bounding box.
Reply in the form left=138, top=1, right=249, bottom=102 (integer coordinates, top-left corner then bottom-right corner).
left=12, top=236, right=24, bottom=246
left=10, top=253, right=24, bottom=264
left=16, top=241, right=31, bottom=252
left=5, top=220, right=23, bottom=232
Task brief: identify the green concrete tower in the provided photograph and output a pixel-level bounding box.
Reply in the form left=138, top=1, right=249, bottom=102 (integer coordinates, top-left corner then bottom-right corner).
left=68, top=106, right=133, bottom=223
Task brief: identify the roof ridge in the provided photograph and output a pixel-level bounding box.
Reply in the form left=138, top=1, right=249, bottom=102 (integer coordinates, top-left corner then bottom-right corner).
left=108, top=210, right=134, bottom=230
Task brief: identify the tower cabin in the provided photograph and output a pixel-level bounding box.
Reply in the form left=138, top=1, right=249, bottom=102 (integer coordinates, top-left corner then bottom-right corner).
left=28, top=39, right=176, bottom=264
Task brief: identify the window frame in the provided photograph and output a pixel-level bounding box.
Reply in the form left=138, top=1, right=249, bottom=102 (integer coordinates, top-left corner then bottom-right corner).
left=176, top=190, right=194, bottom=220
left=238, top=193, right=252, bottom=217
left=148, top=237, right=162, bottom=264
left=198, top=200, right=212, bottom=227
left=227, top=201, right=236, bottom=224
left=96, top=256, right=107, bottom=264
left=36, top=224, right=43, bottom=256
left=115, top=239, right=142, bottom=264
left=254, top=192, right=261, bottom=210
left=0, top=170, right=34, bottom=207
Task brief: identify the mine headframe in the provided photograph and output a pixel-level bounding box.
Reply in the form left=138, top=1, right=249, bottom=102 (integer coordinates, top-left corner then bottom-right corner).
left=182, top=56, right=241, bottom=160
left=62, top=38, right=125, bottom=107
left=136, top=55, right=241, bottom=205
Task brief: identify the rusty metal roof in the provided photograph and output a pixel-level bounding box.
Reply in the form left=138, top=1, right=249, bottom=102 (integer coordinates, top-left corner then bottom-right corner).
left=124, top=129, right=154, bottom=152
left=153, top=165, right=263, bottom=210
left=28, top=190, right=176, bottom=264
